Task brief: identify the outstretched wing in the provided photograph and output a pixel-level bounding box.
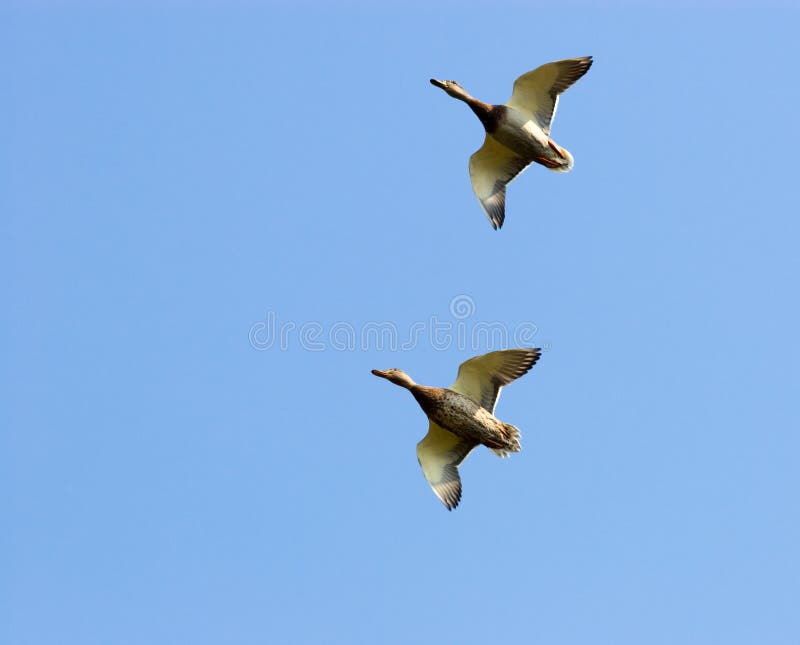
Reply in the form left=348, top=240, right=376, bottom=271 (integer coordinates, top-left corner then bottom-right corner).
left=416, top=422, right=477, bottom=510
left=450, top=348, right=541, bottom=414
left=506, top=57, right=593, bottom=135
left=469, top=136, right=531, bottom=230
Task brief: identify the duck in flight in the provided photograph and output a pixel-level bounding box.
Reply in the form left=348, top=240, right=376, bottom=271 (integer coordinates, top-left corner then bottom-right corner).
left=372, top=348, right=541, bottom=510
left=430, top=56, right=592, bottom=229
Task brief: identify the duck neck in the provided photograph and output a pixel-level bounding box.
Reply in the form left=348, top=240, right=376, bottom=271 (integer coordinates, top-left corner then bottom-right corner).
left=463, top=96, right=497, bottom=132
left=410, top=385, right=442, bottom=417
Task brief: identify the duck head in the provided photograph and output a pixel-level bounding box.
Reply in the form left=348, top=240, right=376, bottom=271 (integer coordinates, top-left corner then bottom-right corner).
left=371, top=368, right=416, bottom=389
left=430, top=78, right=472, bottom=101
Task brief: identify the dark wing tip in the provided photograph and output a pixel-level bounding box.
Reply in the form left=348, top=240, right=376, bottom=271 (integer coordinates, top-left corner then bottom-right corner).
left=446, top=482, right=462, bottom=510
left=521, top=347, right=543, bottom=372
left=435, top=476, right=462, bottom=511
left=481, top=192, right=506, bottom=230
left=500, top=348, right=543, bottom=382
left=551, top=57, right=594, bottom=96
left=441, top=489, right=461, bottom=511
left=575, top=56, right=593, bottom=77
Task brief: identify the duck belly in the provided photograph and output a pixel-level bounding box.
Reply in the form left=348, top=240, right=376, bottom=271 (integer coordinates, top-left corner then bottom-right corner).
left=492, top=108, right=573, bottom=172
left=492, top=108, right=549, bottom=156
left=429, top=390, right=515, bottom=450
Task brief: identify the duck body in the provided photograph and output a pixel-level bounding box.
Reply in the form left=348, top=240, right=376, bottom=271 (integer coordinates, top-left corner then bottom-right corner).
left=410, top=385, right=521, bottom=455
left=490, top=106, right=574, bottom=173
left=431, top=56, right=592, bottom=229
left=372, top=348, right=541, bottom=510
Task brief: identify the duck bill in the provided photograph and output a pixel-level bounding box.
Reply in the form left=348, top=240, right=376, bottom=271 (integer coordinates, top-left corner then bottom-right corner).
left=429, top=78, right=447, bottom=89
left=371, top=369, right=389, bottom=379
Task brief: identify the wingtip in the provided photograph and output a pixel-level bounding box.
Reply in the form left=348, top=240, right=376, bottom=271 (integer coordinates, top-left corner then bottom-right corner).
left=441, top=488, right=461, bottom=511
left=512, top=347, right=543, bottom=375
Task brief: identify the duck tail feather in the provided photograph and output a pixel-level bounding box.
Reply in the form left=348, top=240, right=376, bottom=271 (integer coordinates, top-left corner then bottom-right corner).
left=490, top=423, right=522, bottom=458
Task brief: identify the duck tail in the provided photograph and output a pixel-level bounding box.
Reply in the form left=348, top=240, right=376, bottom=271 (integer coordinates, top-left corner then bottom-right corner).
left=551, top=147, right=574, bottom=173
left=546, top=140, right=574, bottom=173
left=489, top=423, right=522, bottom=458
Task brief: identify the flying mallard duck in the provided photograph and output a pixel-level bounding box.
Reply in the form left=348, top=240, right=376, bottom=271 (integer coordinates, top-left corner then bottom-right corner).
left=430, top=56, right=592, bottom=229
left=372, top=348, right=541, bottom=510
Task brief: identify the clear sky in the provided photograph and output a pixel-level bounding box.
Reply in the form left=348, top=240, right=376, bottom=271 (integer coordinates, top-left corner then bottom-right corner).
left=3, top=4, right=800, bottom=644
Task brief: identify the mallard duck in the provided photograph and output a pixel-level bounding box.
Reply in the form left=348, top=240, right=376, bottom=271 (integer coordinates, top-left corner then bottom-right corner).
left=430, top=56, right=592, bottom=229
left=371, top=348, right=541, bottom=510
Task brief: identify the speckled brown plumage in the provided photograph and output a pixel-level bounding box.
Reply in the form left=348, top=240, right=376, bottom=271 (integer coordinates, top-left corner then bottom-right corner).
left=411, top=385, right=519, bottom=452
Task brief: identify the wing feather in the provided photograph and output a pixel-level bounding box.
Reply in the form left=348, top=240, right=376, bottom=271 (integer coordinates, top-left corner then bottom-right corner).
left=416, top=422, right=477, bottom=511
left=450, top=348, right=541, bottom=414
left=506, top=57, right=592, bottom=135
left=469, top=137, right=531, bottom=230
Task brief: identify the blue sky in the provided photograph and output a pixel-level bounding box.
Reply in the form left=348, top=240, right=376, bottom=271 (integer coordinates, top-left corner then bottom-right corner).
left=3, top=4, right=800, bottom=644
